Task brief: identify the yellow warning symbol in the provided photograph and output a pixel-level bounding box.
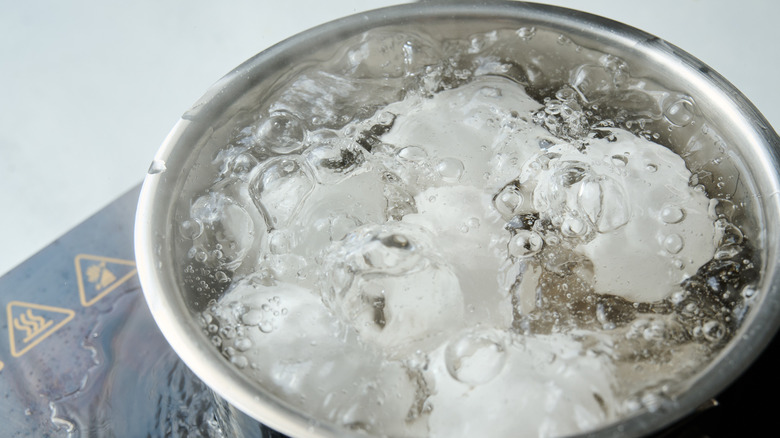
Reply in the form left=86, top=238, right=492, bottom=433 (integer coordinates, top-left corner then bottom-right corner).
left=6, top=301, right=75, bottom=357
left=75, top=254, right=137, bottom=307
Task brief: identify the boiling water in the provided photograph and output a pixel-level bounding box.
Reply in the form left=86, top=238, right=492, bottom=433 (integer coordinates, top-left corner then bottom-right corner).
left=178, top=27, right=759, bottom=437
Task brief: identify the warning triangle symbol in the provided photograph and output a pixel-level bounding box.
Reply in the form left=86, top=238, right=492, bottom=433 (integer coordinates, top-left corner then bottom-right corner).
left=6, top=301, right=75, bottom=357
left=75, top=254, right=137, bottom=307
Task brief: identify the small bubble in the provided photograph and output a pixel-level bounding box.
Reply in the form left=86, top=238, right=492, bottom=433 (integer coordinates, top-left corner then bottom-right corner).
left=207, top=324, right=219, bottom=334
left=241, top=309, right=264, bottom=326
left=269, top=230, right=292, bottom=255
left=256, top=111, right=306, bottom=154
left=234, top=337, right=252, bottom=352
left=611, top=154, right=628, bottom=167
left=660, top=206, right=685, bottom=224
left=663, top=234, right=684, bottom=254
left=544, top=102, right=561, bottom=115
left=557, top=34, right=572, bottom=45
left=179, top=219, right=203, bottom=239
left=374, top=110, right=394, bottom=125
left=281, top=159, right=296, bottom=173
left=194, top=248, right=208, bottom=263
left=493, top=184, right=524, bottom=218
left=445, top=330, right=507, bottom=385
left=215, top=271, right=230, bottom=283
left=210, top=335, right=222, bottom=348
left=508, top=230, right=543, bottom=257
left=467, top=217, right=480, bottom=229
left=555, top=86, right=577, bottom=102
left=231, top=153, right=256, bottom=175
left=702, top=320, right=725, bottom=342
left=436, top=157, right=464, bottom=183
left=397, top=146, right=427, bottom=162
left=479, top=86, right=502, bottom=98
left=646, top=163, right=658, bottom=173
left=231, top=355, right=249, bottom=369
left=259, top=321, right=274, bottom=333
left=664, top=98, right=695, bottom=127
left=516, top=26, right=536, bottom=40
left=219, top=326, right=236, bottom=339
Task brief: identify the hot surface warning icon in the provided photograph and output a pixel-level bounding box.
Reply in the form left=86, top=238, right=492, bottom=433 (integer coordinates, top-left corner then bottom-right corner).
left=75, top=254, right=137, bottom=307
left=6, top=301, right=75, bottom=357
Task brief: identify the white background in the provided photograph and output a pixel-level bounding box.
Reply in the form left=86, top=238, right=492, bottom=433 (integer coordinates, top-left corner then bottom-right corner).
left=1, top=0, right=779, bottom=276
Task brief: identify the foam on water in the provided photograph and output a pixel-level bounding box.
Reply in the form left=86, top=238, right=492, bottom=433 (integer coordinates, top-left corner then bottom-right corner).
left=182, top=26, right=760, bottom=438
left=428, top=333, right=617, bottom=438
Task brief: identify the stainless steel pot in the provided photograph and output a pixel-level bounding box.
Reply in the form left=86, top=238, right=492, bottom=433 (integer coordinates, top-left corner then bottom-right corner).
left=135, top=2, right=780, bottom=437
